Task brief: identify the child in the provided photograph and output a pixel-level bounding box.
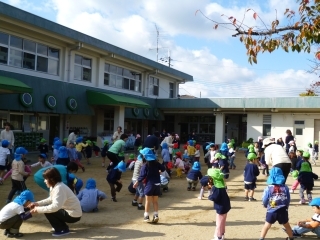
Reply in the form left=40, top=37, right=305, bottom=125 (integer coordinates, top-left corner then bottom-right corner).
left=187, top=140, right=196, bottom=164
left=288, top=141, right=295, bottom=153
left=56, top=146, right=70, bottom=166
left=259, top=167, right=294, bottom=240
left=126, top=154, right=135, bottom=169
left=160, top=169, right=170, bottom=193
left=0, top=140, right=10, bottom=184
left=6, top=147, right=30, bottom=204
left=183, top=155, right=191, bottom=174
left=68, top=142, right=85, bottom=172
left=298, top=162, right=318, bottom=204
left=85, top=140, right=92, bottom=165
left=101, top=140, right=109, bottom=167
left=296, top=149, right=310, bottom=171
left=134, top=134, right=142, bottom=156
left=289, top=169, right=299, bottom=194
left=133, top=148, right=165, bottom=223
left=227, top=143, right=236, bottom=170
left=75, top=137, right=88, bottom=162
left=68, top=172, right=83, bottom=195
left=314, top=140, right=319, bottom=162
left=219, top=142, right=229, bottom=159
left=288, top=197, right=320, bottom=237
left=186, top=162, right=203, bottom=191
left=0, top=190, right=34, bottom=238
left=260, top=149, right=269, bottom=176
left=77, top=178, right=107, bottom=212
left=215, top=153, right=230, bottom=188
left=308, top=142, right=316, bottom=165
left=244, top=152, right=260, bottom=201
left=52, top=140, right=62, bottom=165
left=106, top=161, right=126, bottom=202
left=194, top=144, right=201, bottom=162
left=207, top=161, right=231, bottom=240
left=30, top=154, right=52, bottom=168
left=131, top=150, right=146, bottom=210
left=183, top=144, right=188, bottom=156
left=37, top=138, right=48, bottom=155
left=198, top=175, right=213, bottom=200
left=175, top=152, right=184, bottom=178
left=92, top=141, right=100, bottom=158
left=161, top=143, right=171, bottom=176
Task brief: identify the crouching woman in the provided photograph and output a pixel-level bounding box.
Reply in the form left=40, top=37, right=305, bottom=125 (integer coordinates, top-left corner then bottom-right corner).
left=29, top=167, right=82, bottom=237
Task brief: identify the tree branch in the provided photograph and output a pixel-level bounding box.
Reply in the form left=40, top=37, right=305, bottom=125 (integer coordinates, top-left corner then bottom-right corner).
left=232, top=25, right=301, bottom=37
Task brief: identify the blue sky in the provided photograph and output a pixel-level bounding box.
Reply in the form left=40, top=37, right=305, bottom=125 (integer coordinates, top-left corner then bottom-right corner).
left=1, top=0, right=316, bottom=97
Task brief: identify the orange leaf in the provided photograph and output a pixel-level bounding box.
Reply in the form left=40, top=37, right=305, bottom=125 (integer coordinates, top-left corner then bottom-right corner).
left=316, top=52, right=320, bottom=60
left=248, top=28, right=253, bottom=35
left=294, top=22, right=300, bottom=27
left=233, top=18, right=237, bottom=25
left=253, top=13, right=258, bottom=20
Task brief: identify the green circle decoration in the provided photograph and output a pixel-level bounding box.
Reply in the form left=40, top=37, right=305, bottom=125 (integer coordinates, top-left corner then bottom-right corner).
left=66, top=97, right=78, bottom=111
left=45, top=94, right=57, bottom=109
left=132, top=108, right=139, bottom=117
left=143, top=108, right=150, bottom=118
left=153, top=108, right=160, bottom=118
left=19, top=93, right=33, bottom=108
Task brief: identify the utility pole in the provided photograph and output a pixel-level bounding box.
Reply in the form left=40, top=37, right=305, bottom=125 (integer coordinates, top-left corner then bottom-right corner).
left=155, top=24, right=159, bottom=62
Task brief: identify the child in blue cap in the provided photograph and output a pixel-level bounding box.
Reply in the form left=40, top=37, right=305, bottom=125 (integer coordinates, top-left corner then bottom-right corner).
left=133, top=148, right=165, bottom=223
left=259, top=167, right=294, bottom=240
left=52, top=140, right=62, bottom=165
left=6, top=147, right=30, bottom=203
left=0, top=140, right=10, bottom=184
left=287, top=197, right=320, bottom=237
left=56, top=146, right=70, bottom=166
left=77, top=178, right=106, bottom=212
left=107, top=161, right=126, bottom=202
left=0, top=190, right=34, bottom=238
left=186, top=161, right=203, bottom=191
left=30, top=154, right=52, bottom=169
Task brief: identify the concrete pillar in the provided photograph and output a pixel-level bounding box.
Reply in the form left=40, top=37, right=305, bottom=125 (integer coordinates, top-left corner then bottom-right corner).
left=215, top=113, right=225, bottom=144
left=114, top=106, right=125, bottom=132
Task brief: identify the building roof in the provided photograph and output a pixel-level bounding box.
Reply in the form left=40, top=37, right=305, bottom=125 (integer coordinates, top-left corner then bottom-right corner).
left=0, top=2, right=193, bottom=82
left=156, top=97, right=320, bottom=113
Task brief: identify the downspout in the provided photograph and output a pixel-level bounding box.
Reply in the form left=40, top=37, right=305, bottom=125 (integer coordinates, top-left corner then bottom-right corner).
left=68, top=42, right=83, bottom=82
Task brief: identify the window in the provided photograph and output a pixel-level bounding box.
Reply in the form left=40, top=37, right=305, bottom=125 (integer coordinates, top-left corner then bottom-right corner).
left=296, top=128, right=303, bottom=135
left=10, top=114, right=23, bottom=130
left=104, top=63, right=141, bottom=92
left=263, top=115, right=271, bottom=136
left=294, top=120, right=305, bottom=125
left=169, top=82, right=174, bottom=98
left=0, top=32, right=59, bottom=75
left=104, top=110, right=114, bottom=133
left=74, top=54, right=91, bottom=81
left=149, top=77, right=159, bottom=96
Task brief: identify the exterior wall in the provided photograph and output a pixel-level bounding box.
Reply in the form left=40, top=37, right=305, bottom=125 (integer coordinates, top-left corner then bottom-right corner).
left=247, top=113, right=263, bottom=141
left=63, top=114, right=92, bottom=137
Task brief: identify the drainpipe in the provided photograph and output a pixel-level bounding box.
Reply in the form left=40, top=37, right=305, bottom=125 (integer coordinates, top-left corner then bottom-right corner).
left=68, top=42, right=83, bottom=82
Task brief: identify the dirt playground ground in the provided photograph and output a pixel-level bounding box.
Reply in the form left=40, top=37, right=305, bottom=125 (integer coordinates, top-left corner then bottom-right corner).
left=1, top=151, right=320, bottom=240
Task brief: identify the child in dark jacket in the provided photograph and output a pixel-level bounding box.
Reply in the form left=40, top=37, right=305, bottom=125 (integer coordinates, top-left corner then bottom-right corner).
left=244, top=153, right=260, bottom=201
left=106, top=161, right=126, bottom=202
left=101, top=140, right=109, bottom=168
left=296, top=150, right=312, bottom=172
left=298, top=162, right=318, bottom=204
left=259, top=167, right=294, bottom=240
left=85, top=140, right=93, bottom=165
left=186, top=162, right=203, bottom=191
left=37, top=138, right=48, bottom=155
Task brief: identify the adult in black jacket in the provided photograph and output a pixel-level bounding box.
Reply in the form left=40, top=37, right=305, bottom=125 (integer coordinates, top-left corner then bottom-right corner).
left=285, top=129, right=294, bottom=154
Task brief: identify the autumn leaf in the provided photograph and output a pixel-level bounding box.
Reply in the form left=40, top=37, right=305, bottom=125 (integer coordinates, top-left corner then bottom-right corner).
left=252, top=56, right=257, bottom=64
left=316, top=51, right=320, bottom=60
left=214, top=24, right=219, bottom=29
left=233, top=18, right=237, bottom=25
left=229, top=16, right=233, bottom=20
left=248, top=28, right=253, bottom=35
left=253, top=12, right=258, bottom=20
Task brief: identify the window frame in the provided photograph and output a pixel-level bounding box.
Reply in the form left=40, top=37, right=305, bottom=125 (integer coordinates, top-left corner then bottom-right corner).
left=74, top=54, right=92, bottom=82
left=149, top=76, right=159, bottom=96
left=169, top=82, right=174, bottom=98
left=0, top=31, right=60, bottom=75
left=262, top=115, right=272, bottom=137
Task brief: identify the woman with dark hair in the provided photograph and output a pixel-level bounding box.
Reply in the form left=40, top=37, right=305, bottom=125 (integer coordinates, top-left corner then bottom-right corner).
left=285, top=129, right=294, bottom=154
left=106, top=134, right=128, bottom=169
left=29, top=167, right=82, bottom=237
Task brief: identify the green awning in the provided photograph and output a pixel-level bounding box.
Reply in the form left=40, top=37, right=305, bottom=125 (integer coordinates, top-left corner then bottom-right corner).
left=86, top=90, right=150, bottom=108
left=0, top=76, right=33, bottom=94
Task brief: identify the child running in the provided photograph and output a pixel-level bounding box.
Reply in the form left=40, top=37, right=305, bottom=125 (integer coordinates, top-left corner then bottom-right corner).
left=107, top=161, right=126, bottom=202
left=6, top=147, right=30, bottom=204
left=30, top=154, right=52, bottom=169
left=37, top=138, right=48, bottom=155
left=133, top=148, right=165, bottom=223
left=198, top=175, right=213, bottom=200
left=101, top=140, right=109, bottom=167
left=298, top=162, right=318, bottom=204
left=0, top=140, right=10, bottom=184
left=186, top=161, right=202, bottom=191
left=227, top=143, right=236, bottom=170
left=131, top=150, right=146, bottom=210
left=259, top=167, right=293, bottom=240
left=77, top=178, right=106, bottom=212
